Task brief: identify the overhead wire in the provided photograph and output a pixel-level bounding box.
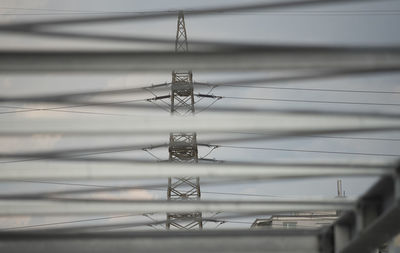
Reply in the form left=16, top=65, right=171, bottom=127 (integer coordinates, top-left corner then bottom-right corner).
left=221, top=95, right=400, bottom=107
left=0, top=179, right=289, bottom=200
left=0, top=160, right=394, bottom=185
left=2, top=95, right=400, bottom=117
left=229, top=131, right=400, bottom=142
left=0, top=0, right=368, bottom=28
left=1, top=7, right=400, bottom=16
left=1, top=212, right=274, bottom=233
left=0, top=214, right=141, bottom=231
left=142, top=149, right=163, bottom=161
left=1, top=124, right=400, bottom=165
left=0, top=105, right=141, bottom=117
left=2, top=125, right=400, bottom=164
left=0, top=142, right=169, bottom=164
left=0, top=1, right=398, bottom=235
left=195, top=98, right=222, bottom=115
left=0, top=199, right=356, bottom=223
left=1, top=98, right=400, bottom=119
left=216, top=144, right=400, bottom=157
left=1, top=48, right=399, bottom=73
left=210, top=84, right=400, bottom=95
left=0, top=1, right=378, bottom=50
left=0, top=97, right=151, bottom=116
left=0, top=83, right=169, bottom=103
left=0, top=69, right=398, bottom=106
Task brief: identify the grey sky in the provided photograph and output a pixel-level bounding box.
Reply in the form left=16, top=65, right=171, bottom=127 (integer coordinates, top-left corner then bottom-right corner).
left=0, top=0, right=399, bottom=230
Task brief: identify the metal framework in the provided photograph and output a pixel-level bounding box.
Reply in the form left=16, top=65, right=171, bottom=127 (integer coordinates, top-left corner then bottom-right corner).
left=0, top=230, right=322, bottom=253
left=171, top=11, right=195, bottom=115
left=166, top=12, right=202, bottom=230
left=1, top=49, right=399, bottom=73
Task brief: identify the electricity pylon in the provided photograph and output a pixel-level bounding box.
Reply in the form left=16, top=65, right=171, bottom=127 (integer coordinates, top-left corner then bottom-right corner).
left=170, top=11, right=195, bottom=115
left=166, top=11, right=203, bottom=230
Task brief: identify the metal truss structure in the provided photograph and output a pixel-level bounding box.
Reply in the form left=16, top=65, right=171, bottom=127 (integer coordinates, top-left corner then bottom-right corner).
left=167, top=133, right=202, bottom=230
left=171, top=11, right=195, bottom=115
left=166, top=12, right=202, bottom=230
left=145, top=11, right=196, bottom=116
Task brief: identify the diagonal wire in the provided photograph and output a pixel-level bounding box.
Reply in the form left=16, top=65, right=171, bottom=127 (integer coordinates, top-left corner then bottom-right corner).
left=1, top=100, right=399, bottom=118
left=221, top=95, right=400, bottom=107
left=143, top=149, right=163, bottom=161
left=147, top=99, right=170, bottom=113
left=216, top=144, right=400, bottom=157
left=1, top=68, right=398, bottom=105
left=0, top=0, right=367, bottom=32
left=199, top=146, right=219, bottom=160
left=195, top=98, right=222, bottom=115
left=0, top=83, right=169, bottom=104
left=0, top=105, right=143, bottom=117
left=1, top=127, right=400, bottom=164
left=214, top=84, right=400, bottom=95
left=0, top=143, right=169, bottom=164
left=6, top=212, right=333, bottom=233
left=0, top=178, right=309, bottom=201
left=0, top=214, right=141, bottom=231
left=227, top=131, right=400, bottom=142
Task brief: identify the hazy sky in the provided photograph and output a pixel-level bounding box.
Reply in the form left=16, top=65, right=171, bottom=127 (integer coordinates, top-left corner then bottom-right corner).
left=0, top=0, right=399, bottom=230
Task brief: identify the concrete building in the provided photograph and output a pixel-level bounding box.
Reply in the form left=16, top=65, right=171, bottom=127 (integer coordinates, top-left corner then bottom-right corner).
left=252, top=180, right=345, bottom=230
left=251, top=211, right=338, bottom=229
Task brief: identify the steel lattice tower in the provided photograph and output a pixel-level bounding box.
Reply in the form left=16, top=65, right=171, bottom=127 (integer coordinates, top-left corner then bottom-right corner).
left=170, top=11, right=195, bottom=115
left=166, top=11, right=202, bottom=230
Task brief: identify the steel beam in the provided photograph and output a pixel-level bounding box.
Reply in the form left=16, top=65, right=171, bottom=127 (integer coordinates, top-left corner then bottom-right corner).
left=0, top=199, right=355, bottom=216
left=0, top=161, right=392, bottom=181
left=1, top=114, right=399, bottom=134
left=322, top=165, right=400, bottom=253
left=0, top=48, right=399, bottom=72
left=0, top=230, right=322, bottom=253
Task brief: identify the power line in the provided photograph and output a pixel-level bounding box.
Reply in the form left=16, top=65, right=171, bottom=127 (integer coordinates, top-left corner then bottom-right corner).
left=2, top=11, right=400, bottom=16
left=0, top=107, right=135, bottom=117
left=0, top=142, right=169, bottom=164
left=6, top=213, right=270, bottom=233
left=0, top=0, right=375, bottom=30
left=3, top=94, right=400, bottom=117
left=217, top=144, right=400, bottom=157
left=0, top=98, right=150, bottom=116
left=195, top=98, right=222, bottom=115
left=1, top=6, right=400, bottom=15
left=0, top=214, right=140, bottom=231
left=0, top=83, right=169, bottom=104
left=3, top=126, right=400, bottom=164
left=213, top=10, right=400, bottom=16
left=229, top=131, right=400, bottom=142
left=4, top=180, right=292, bottom=199
left=1, top=127, right=400, bottom=164
left=0, top=70, right=397, bottom=107
left=213, top=85, right=400, bottom=95
left=222, top=96, right=400, bottom=107
left=201, top=191, right=282, bottom=198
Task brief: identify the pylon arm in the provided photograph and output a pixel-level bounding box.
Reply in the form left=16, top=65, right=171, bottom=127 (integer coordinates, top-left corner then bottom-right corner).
left=147, top=95, right=171, bottom=101
left=198, top=143, right=219, bottom=148
left=195, top=94, right=223, bottom=99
